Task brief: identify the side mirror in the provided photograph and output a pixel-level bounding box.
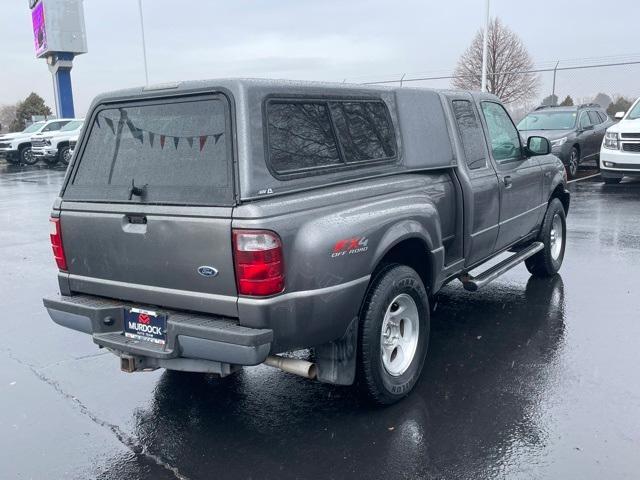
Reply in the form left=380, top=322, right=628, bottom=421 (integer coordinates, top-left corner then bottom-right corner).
left=614, top=111, right=625, bottom=120
left=526, top=136, right=550, bottom=156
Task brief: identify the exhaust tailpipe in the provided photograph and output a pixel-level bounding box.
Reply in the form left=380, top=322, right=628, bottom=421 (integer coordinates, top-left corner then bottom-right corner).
left=264, top=355, right=317, bottom=379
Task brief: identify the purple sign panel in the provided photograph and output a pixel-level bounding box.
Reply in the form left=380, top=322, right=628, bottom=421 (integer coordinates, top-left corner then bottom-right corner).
left=32, top=2, right=47, bottom=57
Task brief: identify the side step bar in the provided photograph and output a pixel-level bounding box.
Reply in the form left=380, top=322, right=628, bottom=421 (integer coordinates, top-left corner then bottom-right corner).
left=459, top=242, right=544, bottom=292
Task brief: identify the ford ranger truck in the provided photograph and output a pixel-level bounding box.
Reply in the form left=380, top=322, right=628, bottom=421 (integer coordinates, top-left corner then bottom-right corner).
left=43, top=79, right=570, bottom=405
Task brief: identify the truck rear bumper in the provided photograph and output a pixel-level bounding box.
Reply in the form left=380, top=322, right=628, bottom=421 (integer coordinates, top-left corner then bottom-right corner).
left=43, top=294, right=273, bottom=367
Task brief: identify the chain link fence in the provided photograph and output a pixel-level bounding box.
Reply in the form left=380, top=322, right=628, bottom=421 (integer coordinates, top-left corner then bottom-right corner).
left=347, top=56, right=640, bottom=122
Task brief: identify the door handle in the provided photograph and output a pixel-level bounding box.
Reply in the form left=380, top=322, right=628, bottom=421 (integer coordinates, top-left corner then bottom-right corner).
left=503, top=176, right=512, bottom=189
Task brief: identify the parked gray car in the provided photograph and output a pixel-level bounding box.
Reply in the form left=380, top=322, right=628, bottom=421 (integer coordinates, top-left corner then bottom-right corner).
left=518, top=103, right=614, bottom=178
left=43, top=79, right=569, bottom=404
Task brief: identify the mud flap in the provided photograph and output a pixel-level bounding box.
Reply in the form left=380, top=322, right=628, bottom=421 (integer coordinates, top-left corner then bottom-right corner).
left=315, top=316, right=358, bottom=385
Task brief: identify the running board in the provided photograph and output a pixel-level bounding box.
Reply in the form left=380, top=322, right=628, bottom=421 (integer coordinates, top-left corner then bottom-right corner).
left=459, top=242, right=544, bottom=292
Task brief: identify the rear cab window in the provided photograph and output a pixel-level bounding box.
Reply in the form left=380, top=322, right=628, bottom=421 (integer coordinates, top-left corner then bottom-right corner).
left=64, top=94, right=234, bottom=205
left=265, top=98, right=397, bottom=177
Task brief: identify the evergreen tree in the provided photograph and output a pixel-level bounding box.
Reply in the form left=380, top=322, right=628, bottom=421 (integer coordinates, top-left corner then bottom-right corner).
left=11, top=93, right=52, bottom=131
left=559, top=95, right=574, bottom=106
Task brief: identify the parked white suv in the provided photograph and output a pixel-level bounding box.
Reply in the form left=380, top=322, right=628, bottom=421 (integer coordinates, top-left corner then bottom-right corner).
left=0, top=119, right=72, bottom=165
left=600, top=98, right=640, bottom=184
left=31, top=119, right=84, bottom=166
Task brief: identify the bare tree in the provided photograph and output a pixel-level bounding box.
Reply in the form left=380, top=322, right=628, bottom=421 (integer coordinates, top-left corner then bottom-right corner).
left=0, top=103, right=18, bottom=133
left=452, top=18, right=539, bottom=104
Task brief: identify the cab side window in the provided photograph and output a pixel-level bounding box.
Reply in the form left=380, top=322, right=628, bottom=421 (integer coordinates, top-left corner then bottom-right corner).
left=42, top=121, right=68, bottom=132
left=480, top=102, right=521, bottom=162
left=452, top=100, right=487, bottom=170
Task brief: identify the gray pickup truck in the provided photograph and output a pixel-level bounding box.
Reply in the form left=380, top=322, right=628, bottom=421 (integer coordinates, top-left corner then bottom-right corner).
left=44, top=79, right=569, bottom=404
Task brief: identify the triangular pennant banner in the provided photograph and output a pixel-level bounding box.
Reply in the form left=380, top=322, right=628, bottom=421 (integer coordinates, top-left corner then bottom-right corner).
left=160, top=135, right=165, bottom=149
left=199, top=136, right=207, bottom=151
left=148, top=132, right=155, bottom=148
left=104, top=117, right=115, bottom=134
left=173, top=137, right=179, bottom=149
left=126, top=120, right=144, bottom=143
left=213, top=133, right=223, bottom=144
left=187, top=137, right=193, bottom=148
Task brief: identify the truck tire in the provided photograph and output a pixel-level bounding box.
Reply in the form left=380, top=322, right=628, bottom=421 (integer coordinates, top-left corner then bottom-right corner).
left=525, top=198, right=566, bottom=277
left=59, top=145, right=72, bottom=165
left=19, top=146, right=37, bottom=165
left=357, top=264, right=429, bottom=405
left=566, top=147, right=579, bottom=179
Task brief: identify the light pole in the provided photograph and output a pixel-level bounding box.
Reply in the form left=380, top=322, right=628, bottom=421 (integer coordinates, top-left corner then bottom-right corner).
left=480, top=0, right=490, bottom=92
left=138, top=0, right=149, bottom=85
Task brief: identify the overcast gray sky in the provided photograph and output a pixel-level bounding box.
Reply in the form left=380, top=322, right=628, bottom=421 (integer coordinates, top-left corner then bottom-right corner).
left=1, top=0, right=639, bottom=116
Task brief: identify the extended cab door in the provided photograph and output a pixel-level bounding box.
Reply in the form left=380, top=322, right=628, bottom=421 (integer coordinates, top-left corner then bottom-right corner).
left=479, top=101, right=543, bottom=252
left=448, top=95, right=500, bottom=266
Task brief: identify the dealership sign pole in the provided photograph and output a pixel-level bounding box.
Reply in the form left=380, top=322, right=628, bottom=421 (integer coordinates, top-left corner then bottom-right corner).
left=29, top=0, right=88, bottom=119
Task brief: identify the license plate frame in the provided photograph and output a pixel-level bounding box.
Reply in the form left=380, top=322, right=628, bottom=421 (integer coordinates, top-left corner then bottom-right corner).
left=123, top=307, right=167, bottom=345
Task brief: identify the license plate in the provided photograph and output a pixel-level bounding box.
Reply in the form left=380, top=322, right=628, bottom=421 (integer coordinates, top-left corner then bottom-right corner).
left=124, top=307, right=167, bottom=345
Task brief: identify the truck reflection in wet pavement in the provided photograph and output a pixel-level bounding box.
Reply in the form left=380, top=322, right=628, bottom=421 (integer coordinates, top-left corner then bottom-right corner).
left=128, top=276, right=564, bottom=480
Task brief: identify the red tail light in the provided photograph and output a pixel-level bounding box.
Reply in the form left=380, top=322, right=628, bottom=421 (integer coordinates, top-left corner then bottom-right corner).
left=50, top=217, right=67, bottom=271
left=233, top=229, right=284, bottom=296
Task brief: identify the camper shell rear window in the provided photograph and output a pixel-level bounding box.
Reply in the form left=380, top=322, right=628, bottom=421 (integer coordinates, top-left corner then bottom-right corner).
left=64, top=94, right=234, bottom=206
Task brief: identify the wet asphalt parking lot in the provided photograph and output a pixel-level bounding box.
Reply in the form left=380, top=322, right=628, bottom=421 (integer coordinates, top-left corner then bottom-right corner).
left=0, top=163, right=638, bottom=480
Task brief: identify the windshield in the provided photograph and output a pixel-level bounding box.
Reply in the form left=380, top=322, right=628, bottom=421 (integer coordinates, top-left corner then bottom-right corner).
left=66, top=96, right=233, bottom=205
left=22, top=122, right=45, bottom=134
left=60, top=120, right=83, bottom=132
left=517, top=111, right=577, bottom=130
left=627, top=100, right=640, bottom=120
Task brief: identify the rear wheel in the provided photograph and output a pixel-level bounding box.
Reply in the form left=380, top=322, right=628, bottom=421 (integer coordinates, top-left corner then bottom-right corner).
left=566, top=147, right=579, bottom=179
left=525, top=198, right=566, bottom=277
left=19, top=146, right=37, bottom=165
left=357, top=264, right=430, bottom=405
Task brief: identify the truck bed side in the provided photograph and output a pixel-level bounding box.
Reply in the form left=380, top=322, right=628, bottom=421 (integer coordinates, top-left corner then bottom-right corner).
left=232, top=173, right=456, bottom=351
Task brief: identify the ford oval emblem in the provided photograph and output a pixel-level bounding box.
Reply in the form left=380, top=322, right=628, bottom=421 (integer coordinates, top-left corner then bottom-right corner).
left=197, top=266, right=219, bottom=277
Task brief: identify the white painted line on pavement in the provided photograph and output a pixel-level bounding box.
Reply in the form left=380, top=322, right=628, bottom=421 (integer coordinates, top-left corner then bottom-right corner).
left=568, top=173, right=600, bottom=184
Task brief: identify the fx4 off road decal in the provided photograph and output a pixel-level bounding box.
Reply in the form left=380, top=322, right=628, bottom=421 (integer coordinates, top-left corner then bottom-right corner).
left=331, top=237, right=369, bottom=258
